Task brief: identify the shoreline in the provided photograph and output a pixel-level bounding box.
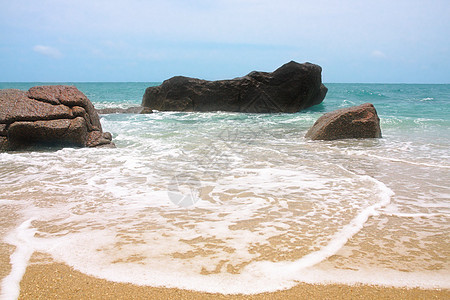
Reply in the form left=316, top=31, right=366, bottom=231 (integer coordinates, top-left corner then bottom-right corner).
left=15, top=260, right=449, bottom=300
left=0, top=82, right=448, bottom=299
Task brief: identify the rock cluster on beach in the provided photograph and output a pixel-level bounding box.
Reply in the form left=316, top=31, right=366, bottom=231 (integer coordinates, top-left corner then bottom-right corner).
left=0, top=69, right=383, bottom=151
left=305, top=103, right=382, bottom=140
left=142, top=61, right=327, bottom=113
left=0, top=85, right=114, bottom=151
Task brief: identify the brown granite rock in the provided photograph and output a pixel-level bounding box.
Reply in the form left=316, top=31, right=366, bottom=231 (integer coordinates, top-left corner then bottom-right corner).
left=0, top=123, right=6, bottom=136
left=0, top=136, right=8, bottom=149
left=305, top=103, right=382, bottom=140
left=7, top=117, right=88, bottom=148
left=142, top=61, right=327, bottom=113
left=0, top=89, right=72, bottom=123
left=28, top=85, right=102, bottom=130
left=86, top=130, right=114, bottom=148
left=0, top=86, right=114, bottom=151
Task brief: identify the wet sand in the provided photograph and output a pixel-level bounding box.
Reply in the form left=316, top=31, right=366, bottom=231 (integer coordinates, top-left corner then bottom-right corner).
left=14, top=256, right=449, bottom=300
left=0, top=243, right=13, bottom=284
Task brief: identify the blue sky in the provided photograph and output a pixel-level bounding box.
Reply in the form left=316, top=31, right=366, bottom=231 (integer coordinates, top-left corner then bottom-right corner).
left=0, top=0, right=449, bottom=83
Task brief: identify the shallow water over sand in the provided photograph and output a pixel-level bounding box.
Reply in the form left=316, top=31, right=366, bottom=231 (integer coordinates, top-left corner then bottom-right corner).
left=1, top=83, right=449, bottom=296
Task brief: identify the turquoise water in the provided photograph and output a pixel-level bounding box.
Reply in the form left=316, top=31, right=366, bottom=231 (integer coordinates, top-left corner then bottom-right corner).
left=2, top=81, right=448, bottom=119
left=0, top=82, right=449, bottom=294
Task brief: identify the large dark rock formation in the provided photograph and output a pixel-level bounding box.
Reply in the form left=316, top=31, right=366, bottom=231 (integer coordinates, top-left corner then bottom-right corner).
left=142, top=61, right=327, bottom=113
left=305, top=103, right=382, bottom=140
left=0, top=85, right=114, bottom=151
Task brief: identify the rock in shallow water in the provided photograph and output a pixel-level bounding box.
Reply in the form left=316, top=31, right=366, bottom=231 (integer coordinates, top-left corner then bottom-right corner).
left=0, top=86, right=114, bottom=151
left=305, top=103, right=382, bottom=140
left=142, top=61, right=327, bottom=113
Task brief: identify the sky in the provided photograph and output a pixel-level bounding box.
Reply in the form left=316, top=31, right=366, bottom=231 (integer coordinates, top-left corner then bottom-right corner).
left=0, top=0, right=449, bottom=83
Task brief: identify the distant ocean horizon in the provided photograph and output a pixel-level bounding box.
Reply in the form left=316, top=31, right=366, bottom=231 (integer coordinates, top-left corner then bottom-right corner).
left=1, top=82, right=449, bottom=295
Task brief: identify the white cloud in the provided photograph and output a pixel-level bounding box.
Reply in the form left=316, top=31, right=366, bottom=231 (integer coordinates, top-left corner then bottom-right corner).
left=371, top=50, right=386, bottom=59
left=33, top=45, right=63, bottom=59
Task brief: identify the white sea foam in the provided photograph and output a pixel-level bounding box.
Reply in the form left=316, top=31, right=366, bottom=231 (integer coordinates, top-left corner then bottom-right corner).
left=21, top=171, right=448, bottom=294
left=1, top=108, right=449, bottom=295
left=341, top=148, right=450, bottom=169
left=1, top=219, right=35, bottom=300
left=245, top=172, right=393, bottom=275
left=0, top=200, right=25, bottom=206
left=383, top=212, right=448, bottom=218
left=365, top=153, right=450, bottom=169
left=1, top=160, right=403, bottom=294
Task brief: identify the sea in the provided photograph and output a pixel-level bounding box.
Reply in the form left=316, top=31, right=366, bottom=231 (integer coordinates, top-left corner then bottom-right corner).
left=0, top=82, right=449, bottom=297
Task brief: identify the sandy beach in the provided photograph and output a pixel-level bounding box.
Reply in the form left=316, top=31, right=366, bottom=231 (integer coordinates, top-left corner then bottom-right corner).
left=1, top=83, right=449, bottom=300
left=2, top=252, right=443, bottom=299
